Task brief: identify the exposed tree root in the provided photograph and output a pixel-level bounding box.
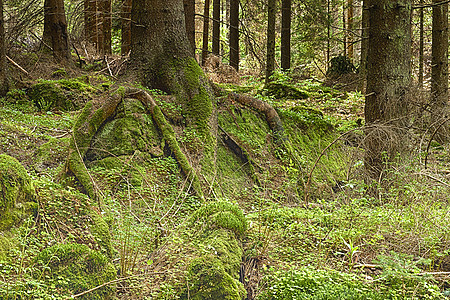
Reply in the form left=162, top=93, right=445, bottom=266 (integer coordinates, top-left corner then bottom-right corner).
left=228, top=92, right=286, bottom=142
left=63, top=88, right=205, bottom=203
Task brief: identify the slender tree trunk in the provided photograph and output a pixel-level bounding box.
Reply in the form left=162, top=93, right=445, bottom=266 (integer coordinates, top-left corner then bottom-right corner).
left=265, top=0, right=276, bottom=84
left=418, top=0, right=424, bottom=88
left=281, top=0, right=291, bottom=70
left=326, top=0, right=331, bottom=70
left=43, top=0, right=70, bottom=61
left=212, top=0, right=220, bottom=55
left=229, top=0, right=239, bottom=71
left=347, top=0, right=353, bottom=60
left=121, top=0, right=132, bottom=55
left=201, top=0, right=211, bottom=65
left=359, top=0, right=369, bottom=92
left=342, top=1, right=346, bottom=56
left=100, top=0, right=112, bottom=54
left=365, top=0, right=412, bottom=180
left=0, top=0, right=8, bottom=96
left=430, top=0, right=448, bottom=141
left=184, top=0, right=195, bottom=54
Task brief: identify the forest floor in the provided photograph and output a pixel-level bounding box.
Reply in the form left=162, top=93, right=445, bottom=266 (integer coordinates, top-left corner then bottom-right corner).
left=0, top=54, right=449, bottom=299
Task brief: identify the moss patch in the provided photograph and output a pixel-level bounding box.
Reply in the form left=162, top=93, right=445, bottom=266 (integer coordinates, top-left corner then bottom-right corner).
left=0, top=154, right=37, bottom=230
left=35, top=243, right=116, bottom=299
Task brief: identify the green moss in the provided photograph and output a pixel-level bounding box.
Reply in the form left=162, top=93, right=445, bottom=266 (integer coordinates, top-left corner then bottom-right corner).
left=0, top=154, right=36, bottom=230
left=35, top=243, right=116, bottom=299
left=0, top=235, right=11, bottom=261
left=34, top=137, right=70, bottom=173
left=279, top=106, right=333, bottom=134
left=265, top=82, right=310, bottom=99
left=51, top=68, right=68, bottom=78
left=89, top=211, right=113, bottom=258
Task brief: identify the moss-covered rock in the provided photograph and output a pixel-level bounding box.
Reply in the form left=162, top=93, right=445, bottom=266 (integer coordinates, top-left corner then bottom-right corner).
left=35, top=243, right=116, bottom=299
left=33, top=137, right=70, bottom=173
left=0, top=154, right=37, bottom=230
left=28, top=79, right=94, bottom=111
left=265, top=82, right=309, bottom=99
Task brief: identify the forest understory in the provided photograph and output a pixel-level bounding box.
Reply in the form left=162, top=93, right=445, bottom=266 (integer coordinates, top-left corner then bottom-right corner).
left=0, top=48, right=449, bottom=300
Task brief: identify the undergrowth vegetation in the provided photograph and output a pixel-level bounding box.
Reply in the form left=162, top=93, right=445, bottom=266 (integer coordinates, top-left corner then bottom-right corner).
left=0, top=69, right=448, bottom=299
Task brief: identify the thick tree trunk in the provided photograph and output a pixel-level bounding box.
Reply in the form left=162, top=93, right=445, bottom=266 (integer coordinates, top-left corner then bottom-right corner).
left=43, top=0, right=70, bottom=61
left=346, top=0, right=353, bottom=60
left=212, top=0, right=220, bottom=55
left=201, top=0, right=211, bottom=65
left=365, top=0, right=412, bottom=180
left=121, top=0, right=132, bottom=55
left=281, top=0, right=291, bottom=70
left=100, top=0, right=112, bottom=54
left=430, top=0, right=448, bottom=141
left=229, top=0, right=239, bottom=71
left=265, top=0, right=276, bottom=85
left=0, top=0, right=8, bottom=96
left=183, top=0, right=196, bottom=54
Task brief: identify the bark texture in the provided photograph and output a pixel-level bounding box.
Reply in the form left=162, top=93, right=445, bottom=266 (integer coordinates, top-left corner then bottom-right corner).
left=430, top=0, right=448, bottom=140
left=43, top=0, right=70, bottom=61
left=212, top=0, right=220, bottom=55
left=265, top=0, right=276, bottom=85
left=365, top=0, right=412, bottom=180
left=0, top=0, right=7, bottom=96
left=229, top=0, right=239, bottom=71
left=100, top=0, right=112, bottom=54
left=84, top=0, right=97, bottom=44
left=201, top=0, right=211, bottom=65
left=359, top=0, right=369, bottom=92
left=281, top=0, right=291, bottom=70
left=183, top=0, right=196, bottom=54
left=121, top=0, right=132, bottom=55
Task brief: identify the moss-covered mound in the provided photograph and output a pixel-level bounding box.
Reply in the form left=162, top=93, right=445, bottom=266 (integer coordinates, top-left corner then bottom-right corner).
left=28, top=78, right=95, bottom=111
left=0, top=154, right=37, bottom=230
left=34, top=137, right=70, bottom=173
left=182, top=201, right=247, bottom=299
left=35, top=243, right=116, bottom=299
left=265, top=82, right=309, bottom=99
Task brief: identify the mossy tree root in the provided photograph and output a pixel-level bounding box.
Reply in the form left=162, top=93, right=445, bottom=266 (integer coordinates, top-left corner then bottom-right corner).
left=228, top=92, right=286, bottom=142
left=63, top=95, right=122, bottom=203
left=125, top=88, right=205, bottom=201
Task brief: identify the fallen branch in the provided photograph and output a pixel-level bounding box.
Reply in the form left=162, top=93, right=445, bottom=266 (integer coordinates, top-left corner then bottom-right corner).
left=6, top=55, right=31, bottom=77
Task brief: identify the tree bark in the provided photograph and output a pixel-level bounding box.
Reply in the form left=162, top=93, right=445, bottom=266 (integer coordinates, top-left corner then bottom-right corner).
left=359, top=0, right=369, bottom=92
left=0, top=0, right=8, bottom=96
left=212, top=0, right=220, bottom=55
left=100, top=0, right=112, bottom=55
left=418, top=0, right=424, bottom=88
left=84, top=0, right=97, bottom=44
left=346, top=0, right=353, bottom=60
left=365, top=0, right=412, bottom=180
left=183, top=0, right=196, bottom=54
left=43, top=0, right=70, bottom=61
left=430, top=0, right=448, bottom=140
left=229, top=0, right=239, bottom=71
left=201, top=0, right=211, bottom=65
left=265, top=0, right=276, bottom=85
left=281, top=0, right=291, bottom=70
left=121, top=0, right=132, bottom=55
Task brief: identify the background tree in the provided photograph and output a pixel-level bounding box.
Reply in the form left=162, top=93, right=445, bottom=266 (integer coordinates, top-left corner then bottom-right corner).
left=365, top=0, right=412, bottom=180
left=100, top=0, right=112, bottom=54
left=201, top=0, right=211, bottom=65
left=183, top=0, right=195, bottom=54
left=418, top=0, right=424, bottom=88
left=229, top=0, right=239, bottom=70
left=121, top=0, right=132, bottom=55
left=0, top=0, right=7, bottom=96
left=430, top=0, right=448, bottom=141
left=265, top=0, right=276, bottom=84
left=360, top=0, right=369, bottom=92
left=212, top=0, right=220, bottom=55
left=84, top=0, right=97, bottom=44
left=281, top=0, right=291, bottom=70
left=43, top=0, right=70, bottom=61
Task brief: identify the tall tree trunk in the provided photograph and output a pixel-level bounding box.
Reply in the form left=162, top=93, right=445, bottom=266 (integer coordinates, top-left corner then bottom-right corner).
left=430, top=0, right=448, bottom=141
left=326, top=0, right=331, bottom=70
left=281, top=0, right=291, bottom=70
left=121, top=0, right=132, bottom=55
left=346, top=0, right=353, bottom=60
left=365, top=0, right=412, bottom=180
left=84, top=0, right=97, bottom=44
left=0, top=0, right=8, bottom=96
left=229, top=0, right=239, bottom=71
left=183, top=0, right=195, bottom=54
left=212, top=0, right=220, bottom=55
left=100, top=0, right=112, bottom=54
left=131, top=0, right=216, bottom=196
left=43, top=0, right=70, bottom=61
left=201, top=0, right=211, bottom=65
left=418, top=0, right=424, bottom=88
left=342, top=1, right=346, bottom=57
left=265, top=0, right=276, bottom=84
left=359, top=0, right=369, bottom=92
